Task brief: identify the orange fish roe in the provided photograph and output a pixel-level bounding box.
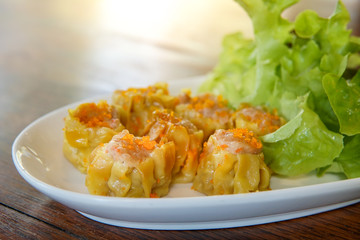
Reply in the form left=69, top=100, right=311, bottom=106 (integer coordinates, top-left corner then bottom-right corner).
left=189, top=93, right=227, bottom=112
left=121, top=133, right=134, bottom=148
left=155, top=110, right=180, bottom=124
left=133, top=95, right=142, bottom=103
left=238, top=106, right=281, bottom=133
left=115, top=84, right=168, bottom=98
left=229, top=128, right=263, bottom=149
left=215, top=110, right=230, bottom=118
left=75, top=102, right=112, bottom=128
left=235, top=147, right=243, bottom=153
left=219, top=144, right=228, bottom=150
left=135, top=136, right=157, bottom=150
left=120, top=132, right=156, bottom=151
left=185, top=94, right=232, bottom=126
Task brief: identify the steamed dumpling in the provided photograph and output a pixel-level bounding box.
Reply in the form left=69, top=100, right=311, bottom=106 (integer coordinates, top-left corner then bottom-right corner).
left=175, top=91, right=233, bottom=140
left=86, top=130, right=176, bottom=198
left=232, top=103, right=285, bottom=136
left=111, top=83, right=177, bottom=136
left=63, top=101, right=124, bottom=173
left=193, top=128, right=271, bottom=195
left=145, top=110, right=204, bottom=183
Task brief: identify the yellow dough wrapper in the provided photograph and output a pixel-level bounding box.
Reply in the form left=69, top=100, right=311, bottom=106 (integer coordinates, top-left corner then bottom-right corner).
left=86, top=130, right=176, bottom=198
left=193, top=128, right=271, bottom=195
left=63, top=101, right=124, bottom=173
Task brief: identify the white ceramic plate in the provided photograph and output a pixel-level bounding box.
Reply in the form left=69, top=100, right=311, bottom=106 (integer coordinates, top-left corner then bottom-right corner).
left=12, top=78, right=360, bottom=230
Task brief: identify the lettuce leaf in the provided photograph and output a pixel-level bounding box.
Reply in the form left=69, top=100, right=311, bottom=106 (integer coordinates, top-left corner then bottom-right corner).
left=335, top=134, right=360, bottom=178
left=261, top=95, right=343, bottom=176
left=318, top=134, right=360, bottom=178
left=323, top=73, right=360, bottom=136
left=200, top=0, right=360, bottom=177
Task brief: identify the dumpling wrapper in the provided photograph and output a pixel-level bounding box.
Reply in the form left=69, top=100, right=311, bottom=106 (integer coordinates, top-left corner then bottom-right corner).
left=145, top=110, right=204, bottom=183
left=111, top=83, right=176, bottom=136
left=193, top=128, right=271, bottom=195
left=86, top=130, right=176, bottom=198
left=175, top=92, right=233, bottom=140
left=63, top=101, right=124, bottom=173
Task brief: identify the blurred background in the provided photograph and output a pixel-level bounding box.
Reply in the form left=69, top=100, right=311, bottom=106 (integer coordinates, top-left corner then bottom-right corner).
left=0, top=0, right=359, bottom=94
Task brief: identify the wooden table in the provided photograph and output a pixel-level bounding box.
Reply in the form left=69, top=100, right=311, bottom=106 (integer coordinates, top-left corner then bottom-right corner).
left=1, top=1, right=359, bottom=239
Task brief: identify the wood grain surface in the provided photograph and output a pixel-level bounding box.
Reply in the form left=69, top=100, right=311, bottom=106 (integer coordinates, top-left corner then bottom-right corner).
left=1, top=1, right=359, bottom=239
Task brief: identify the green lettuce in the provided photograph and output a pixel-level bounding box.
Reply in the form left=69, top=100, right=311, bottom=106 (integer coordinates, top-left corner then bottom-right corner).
left=318, top=135, right=360, bottom=179
left=323, top=73, right=360, bottom=136
left=200, top=0, right=360, bottom=178
left=262, top=94, right=343, bottom=176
